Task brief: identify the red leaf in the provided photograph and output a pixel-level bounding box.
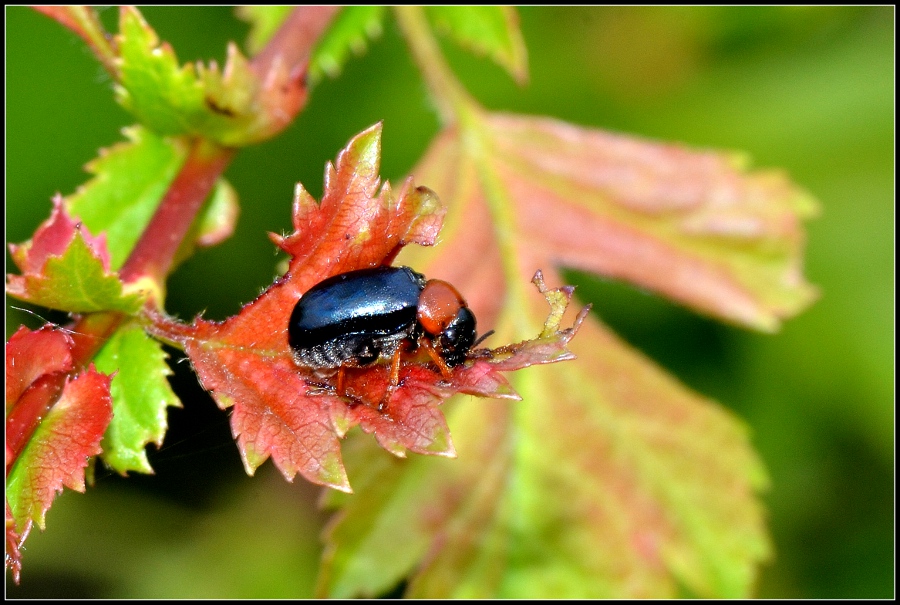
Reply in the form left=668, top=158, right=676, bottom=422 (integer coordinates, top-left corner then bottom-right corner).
left=6, top=364, right=113, bottom=572
left=5, top=325, right=76, bottom=469
left=150, top=123, right=584, bottom=491
left=9, top=194, right=110, bottom=274
left=401, top=113, right=815, bottom=335
left=5, top=325, right=74, bottom=410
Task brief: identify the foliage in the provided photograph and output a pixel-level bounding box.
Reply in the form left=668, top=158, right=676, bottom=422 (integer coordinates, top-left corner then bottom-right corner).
left=5, top=6, right=820, bottom=598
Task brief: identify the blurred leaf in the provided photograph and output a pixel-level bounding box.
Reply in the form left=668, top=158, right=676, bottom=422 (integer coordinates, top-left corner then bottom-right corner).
left=316, top=107, right=796, bottom=597
left=412, top=113, right=817, bottom=332
left=32, top=6, right=116, bottom=73
left=424, top=6, right=528, bottom=84
left=96, top=324, right=181, bottom=475
left=320, top=309, right=770, bottom=599
left=235, top=6, right=294, bottom=54
left=309, top=6, right=386, bottom=83
left=193, top=177, right=239, bottom=248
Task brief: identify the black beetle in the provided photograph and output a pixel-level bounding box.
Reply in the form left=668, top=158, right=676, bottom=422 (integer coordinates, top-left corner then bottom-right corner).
left=288, top=266, right=477, bottom=387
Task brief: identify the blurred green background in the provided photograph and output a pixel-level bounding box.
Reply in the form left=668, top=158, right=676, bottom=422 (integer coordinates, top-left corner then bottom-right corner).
left=6, top=6, right=893, bottom=598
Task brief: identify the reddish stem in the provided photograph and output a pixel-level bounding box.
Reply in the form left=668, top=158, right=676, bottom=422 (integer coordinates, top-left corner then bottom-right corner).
left=119, top=139, right=235, bottom=288
left=249, top=6, right=340, bottom=77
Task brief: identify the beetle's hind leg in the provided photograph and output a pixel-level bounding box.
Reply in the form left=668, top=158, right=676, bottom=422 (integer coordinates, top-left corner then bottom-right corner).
left=378, top=340, right=411, bottom=411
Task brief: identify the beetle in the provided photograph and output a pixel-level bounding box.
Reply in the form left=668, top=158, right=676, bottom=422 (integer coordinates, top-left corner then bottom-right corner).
left=288, top=265, right=477, bottom=397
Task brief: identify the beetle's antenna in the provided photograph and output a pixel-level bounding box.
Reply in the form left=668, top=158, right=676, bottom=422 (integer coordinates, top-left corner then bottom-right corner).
left=473, top=330, right=495, bottom=348
left=9, top=305, right=93, bottom=338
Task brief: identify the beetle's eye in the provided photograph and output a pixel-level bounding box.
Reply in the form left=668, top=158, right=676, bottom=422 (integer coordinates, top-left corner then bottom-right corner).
left=439, top=307, right=476, bottom=366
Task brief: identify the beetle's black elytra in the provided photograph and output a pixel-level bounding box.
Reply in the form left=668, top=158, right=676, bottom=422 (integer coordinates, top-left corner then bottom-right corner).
left=288, top=266, right=477, bottom=377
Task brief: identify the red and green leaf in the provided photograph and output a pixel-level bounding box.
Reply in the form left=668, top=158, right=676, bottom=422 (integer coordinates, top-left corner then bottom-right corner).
left=148, top=123, right=584, bottom=492
left=5, top=326, right=110, bottom=581
left=6, top=364, right=113, bottom=562
left=6, top=197, right=145, bottom=314
left=317, top=108, right=813, bottom=598
left=5, top=326, right=74, bottom=414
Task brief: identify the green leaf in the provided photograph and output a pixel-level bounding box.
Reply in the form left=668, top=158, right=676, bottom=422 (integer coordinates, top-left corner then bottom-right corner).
left=424, top=6, right=528, bottom=84
left=309, top=6, right=386, bottom=83
left=65, top=126, right=239, bottom=272
left=96, top=324, right=181, bottom=475
left=193, top=176, right=240, bottom=248
left=67, top=126, right=188, bottom=270
left=6, top=230, right=144, bottom=314
left=114, top=7, right=263, bottom=146
left=235, top=6, right=295, bottom=54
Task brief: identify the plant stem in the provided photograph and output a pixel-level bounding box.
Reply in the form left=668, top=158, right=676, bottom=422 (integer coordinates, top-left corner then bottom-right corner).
left=393, top=6, right=480, bottom=128
left=250, top=6, right=339, bottom=78
left=119, top=138, right=235, bottom=294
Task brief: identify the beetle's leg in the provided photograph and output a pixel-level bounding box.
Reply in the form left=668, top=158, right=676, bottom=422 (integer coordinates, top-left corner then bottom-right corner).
left=378, top=343, right=406, bottom=412
left=389, top=344, right=404, bottom=387
left=336, top=366, right=346, bottom=397
left=420, top=338, right=453, bottom=379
